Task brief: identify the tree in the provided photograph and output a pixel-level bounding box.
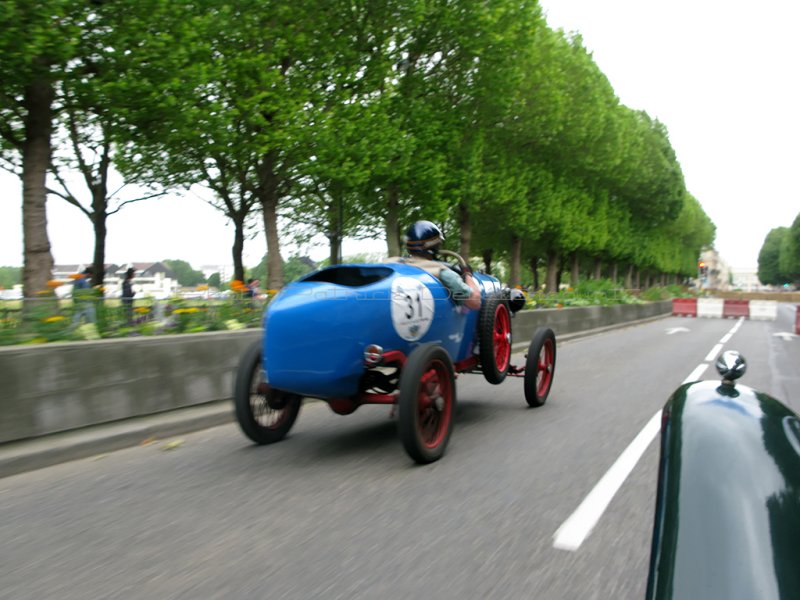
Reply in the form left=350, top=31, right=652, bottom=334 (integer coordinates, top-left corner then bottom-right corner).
left=207, top=272, right=221, bottom=289
left=163, top=259, right=205, bottom=287
left=758, top=228, right=788, bottom=286
left=0, top=0, right=87, bottom=296
left=282, top=256, right=315, bottom=284
left=49, top=96, right=166, bottom=286
left=778, top=213, right=800, bottom=284
left=0, top=266, right=22, bottom=289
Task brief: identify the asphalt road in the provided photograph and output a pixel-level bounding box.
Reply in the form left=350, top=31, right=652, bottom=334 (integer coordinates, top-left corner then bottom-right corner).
left=2, top=305, right=799, bottom=600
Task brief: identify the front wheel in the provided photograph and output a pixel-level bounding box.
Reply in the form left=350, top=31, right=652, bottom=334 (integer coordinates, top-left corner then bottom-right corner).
left=234, top=340, right=302, bottom=444
left=397, top=344, right=456, bottom=464
left=524, top=328, right=556, bottom=407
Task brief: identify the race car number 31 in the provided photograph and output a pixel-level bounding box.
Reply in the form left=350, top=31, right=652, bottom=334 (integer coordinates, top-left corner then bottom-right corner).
left=390, top=277, right=435, bottom=341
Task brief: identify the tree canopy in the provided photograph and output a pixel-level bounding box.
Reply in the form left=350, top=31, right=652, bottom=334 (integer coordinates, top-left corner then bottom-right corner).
left=4, top=0, right=717, bottom=294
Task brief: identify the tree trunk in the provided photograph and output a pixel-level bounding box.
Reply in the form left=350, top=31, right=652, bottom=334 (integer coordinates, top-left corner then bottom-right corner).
left=529, top=256, right=539, bottom=291
left=611, top=262, right=618, bottom=284
left=546, top=251, right=559, bottom=293
left=482, top=248, right=493, bottom=275
left=570, top=252, right=579, bottom=288
left=556, top=261, right=564, bottom=291
left=21, top=76, right=55, bottom=298
left=328, top=195, right=342, bottom=266
left=329, top=236, right=341, bottom=266
left=91, top=210, right=107, bottom=287
left=385, top=188, right=401, bottom=257
left=592, top=257, right=602, bottom=280
left=231, top=215, right=246, bottom=283
left=625, top=264, right=633, bottom=289
left=256, top=150, right=284, bottom=290
left=458, top=201, right=471, bottom=258
left=635, top=269, right=641, bottom=290
left=261, top=196, right=283, bottom=290
left=508, top=235, right=521, bottom=287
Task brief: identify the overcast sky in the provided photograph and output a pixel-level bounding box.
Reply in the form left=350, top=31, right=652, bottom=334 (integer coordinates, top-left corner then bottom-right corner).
left=1, top=0, right=798, bottom=270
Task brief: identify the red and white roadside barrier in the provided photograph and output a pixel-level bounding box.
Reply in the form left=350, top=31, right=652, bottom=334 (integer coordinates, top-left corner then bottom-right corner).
left=697, top=298, right=724, bottom=318
left=671, top=298, right=777, bottom=321
left=672, top=298, right=698, bottom=317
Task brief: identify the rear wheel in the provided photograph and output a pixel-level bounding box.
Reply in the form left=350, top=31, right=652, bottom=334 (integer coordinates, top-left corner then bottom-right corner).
left=234, top=340, right=302, bottom=444
left=524, top=328, right=556, bottom=407
left=398, top=344, right=456, bottom=464
left=479, top=295, right=511, bottom=384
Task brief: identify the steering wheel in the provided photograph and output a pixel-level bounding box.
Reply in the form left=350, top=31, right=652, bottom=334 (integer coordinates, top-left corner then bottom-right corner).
left=438, top=249, right=470, bottom=279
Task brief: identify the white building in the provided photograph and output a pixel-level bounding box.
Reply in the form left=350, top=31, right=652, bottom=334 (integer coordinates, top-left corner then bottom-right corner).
left=200, top=264, right=234, bottom=283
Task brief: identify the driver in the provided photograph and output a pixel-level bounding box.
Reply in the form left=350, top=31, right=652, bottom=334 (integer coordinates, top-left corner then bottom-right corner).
left=388, top=220, right=481, bottom=310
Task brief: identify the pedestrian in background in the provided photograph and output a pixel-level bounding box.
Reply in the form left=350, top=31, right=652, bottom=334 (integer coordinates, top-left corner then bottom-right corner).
left=71, top=266, right=97, bottom=325
left=122, top=267, right=136, bottom=324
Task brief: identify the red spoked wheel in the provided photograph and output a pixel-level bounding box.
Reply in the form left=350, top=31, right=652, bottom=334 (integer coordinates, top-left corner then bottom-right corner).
left=524, top=328, right=556, bottom=407
left=234, top=340, right=302, bottom=444
left=479, top=294, right=511, bottom=384
left=398, top=344, right=456, bottom=464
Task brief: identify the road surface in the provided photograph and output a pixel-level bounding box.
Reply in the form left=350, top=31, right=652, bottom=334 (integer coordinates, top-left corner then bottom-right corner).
left=2, top=304, right=798, bottom=599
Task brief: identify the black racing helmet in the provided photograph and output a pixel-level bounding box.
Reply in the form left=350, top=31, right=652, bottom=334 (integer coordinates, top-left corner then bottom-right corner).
left=406, top=220, right=444, bottom=257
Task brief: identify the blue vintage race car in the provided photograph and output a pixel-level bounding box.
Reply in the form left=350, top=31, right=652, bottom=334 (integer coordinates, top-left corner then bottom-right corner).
left=234, top=250, right=557, bottom=463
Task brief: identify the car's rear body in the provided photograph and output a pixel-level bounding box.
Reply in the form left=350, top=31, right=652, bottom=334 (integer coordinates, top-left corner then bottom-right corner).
left=262, top=263, right=501, bottom=399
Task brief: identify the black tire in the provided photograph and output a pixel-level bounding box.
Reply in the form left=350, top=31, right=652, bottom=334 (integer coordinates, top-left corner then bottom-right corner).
left=397, top=344, right=456, bottom=464
left=524, top=328, right=556, bottom=407
left=479, top=294, right=512, bottom=384
left=234, top=340, right=302, bottom=444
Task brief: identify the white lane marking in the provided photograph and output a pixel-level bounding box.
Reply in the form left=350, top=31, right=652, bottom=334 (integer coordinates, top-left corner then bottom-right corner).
left=553, top=411, right=662, bottom=552
left=719, top=333, right=732, bottom=344
left=666, top=327, right=690, bottom=335
left=704, top=344, right=723, bottom=362
left=729, top=317, right=744, bottom=333
left=773, top=332, right=797, bottom=341
left=683, top=363, right=708, bottom=383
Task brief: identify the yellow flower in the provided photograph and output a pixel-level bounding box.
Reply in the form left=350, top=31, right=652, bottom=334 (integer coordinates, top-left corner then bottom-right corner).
left=134, top=307, right=150, bottom=314
left=196, top=284, right=209, bottom=291
left=42, top=315, right=67, bottom=323
left=266, top=289, right=278, bottom=297
left=174, top=307, right=200, bottom=314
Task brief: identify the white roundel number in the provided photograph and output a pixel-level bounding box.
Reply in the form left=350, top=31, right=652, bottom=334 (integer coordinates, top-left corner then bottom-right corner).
left=391, top=277, right=435, bottom=341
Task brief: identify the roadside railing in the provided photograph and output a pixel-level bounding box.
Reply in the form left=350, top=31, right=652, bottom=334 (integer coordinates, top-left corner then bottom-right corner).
left=0, top=296, right=268, bottom=346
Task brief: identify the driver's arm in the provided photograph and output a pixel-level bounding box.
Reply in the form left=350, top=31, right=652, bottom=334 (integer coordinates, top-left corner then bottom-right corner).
left=439, top=268, right=481, bottom=310
left=462, top=272, right=481, bottom=310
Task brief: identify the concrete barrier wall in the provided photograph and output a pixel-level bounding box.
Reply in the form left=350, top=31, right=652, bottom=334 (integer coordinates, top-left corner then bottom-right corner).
left=0, top=330, right=261, bottom=444
left=0, top=301, right=671, bottom=444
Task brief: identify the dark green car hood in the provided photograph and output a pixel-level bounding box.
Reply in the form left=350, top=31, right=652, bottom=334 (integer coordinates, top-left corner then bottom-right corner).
left=647, top=380, right=800, bottom=600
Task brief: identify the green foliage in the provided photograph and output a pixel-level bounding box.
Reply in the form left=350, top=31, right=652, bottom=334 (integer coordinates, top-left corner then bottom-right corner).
left=0, top=267, right=21, bottom=289
left=778, top=212, right=800, bottom=284
left=163, top=259, right=206, bottom=287
left=282, top=256, right=315, bottom=284
left=5, top=0, right=718, bottom=290
left=523, top=278, right=690, bottom=309
left=758, top=227, right=788, bottom=285
left=207, top=272, right=221, bottom=289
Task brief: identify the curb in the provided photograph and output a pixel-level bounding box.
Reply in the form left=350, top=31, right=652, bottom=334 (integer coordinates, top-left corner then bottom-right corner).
left=0, top=400, right=234, bottom=479
left=510, top=312, right=669, bottom=351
